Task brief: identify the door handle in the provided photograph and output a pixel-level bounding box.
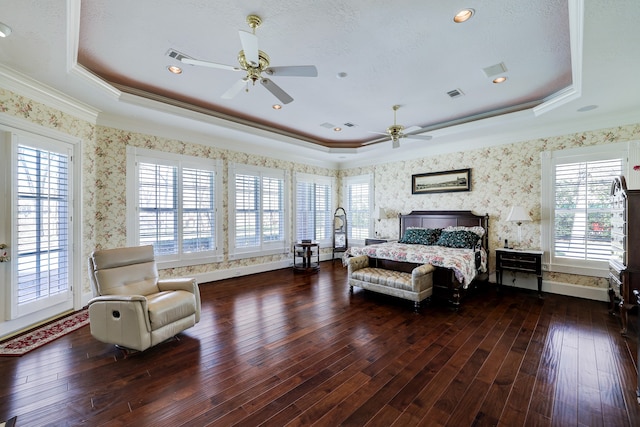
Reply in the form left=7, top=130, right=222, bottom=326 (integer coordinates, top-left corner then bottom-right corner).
left=0, top=243, right=9, bottom=262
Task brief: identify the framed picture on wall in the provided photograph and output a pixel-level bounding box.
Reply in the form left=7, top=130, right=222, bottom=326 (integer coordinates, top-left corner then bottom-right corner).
left=412, top=168, right=471, bottom=194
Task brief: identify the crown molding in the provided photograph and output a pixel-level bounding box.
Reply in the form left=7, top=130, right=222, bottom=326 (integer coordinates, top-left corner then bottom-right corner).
left=97, top=110, right=340, bottom=170
left=0, top=64, right=99, bottom=124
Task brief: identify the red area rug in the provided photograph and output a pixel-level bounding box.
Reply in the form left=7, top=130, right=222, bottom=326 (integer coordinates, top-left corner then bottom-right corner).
left=0, top=309, right=89, bottom=356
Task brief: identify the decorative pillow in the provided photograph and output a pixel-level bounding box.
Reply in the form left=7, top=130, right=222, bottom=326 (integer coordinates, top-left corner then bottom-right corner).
left=443, top=225, right=485, bottom=237
left=399, top=228, right=442, bottom=245
left=436, top=230, right=480, bottom=249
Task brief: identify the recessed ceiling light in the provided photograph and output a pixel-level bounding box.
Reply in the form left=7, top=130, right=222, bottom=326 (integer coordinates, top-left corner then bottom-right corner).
left=333, top=127, right=342, bottom=132
left=493, top=76, right=507, bottom=84
left=167, top=65, right=182, bottom=74
left=453, top=9, right=474, bottom=23
left=0, top=22, right=12, bottom=37
left=272, top=104, right=282, bottom=110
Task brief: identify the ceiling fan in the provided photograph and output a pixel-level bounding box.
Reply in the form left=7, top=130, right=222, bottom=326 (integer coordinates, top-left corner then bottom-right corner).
left=169, top=14, right=317, bottom=104
left=369, top=105, right=433, bottom=148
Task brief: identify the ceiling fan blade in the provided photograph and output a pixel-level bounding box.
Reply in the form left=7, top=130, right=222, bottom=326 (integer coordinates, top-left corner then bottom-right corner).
left=402, top=126, right=432, bottom=140
left=404, top=134, right=433, bottom=141
left=181, top=58, right=240, bottom=71
left=260, top=78, right=293, bottom=104
left=221, top=79, right=248, bottom=99
left=266, top=66, right=318, bottom=77
left=239, top=30, right=259, bottom=67
left=403, top=126, right=421, bottom=133
left=367, top=131, right=388, bottom=136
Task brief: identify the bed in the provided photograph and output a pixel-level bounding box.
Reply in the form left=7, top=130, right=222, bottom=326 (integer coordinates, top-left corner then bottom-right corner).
left=345, top=210, right=489, bottom=308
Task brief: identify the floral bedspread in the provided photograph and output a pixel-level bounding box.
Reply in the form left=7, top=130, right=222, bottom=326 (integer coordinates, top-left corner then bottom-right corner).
left=344, top=242, right=487, bottom=288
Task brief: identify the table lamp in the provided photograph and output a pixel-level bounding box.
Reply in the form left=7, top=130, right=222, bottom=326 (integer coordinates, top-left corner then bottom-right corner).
left=373, top=207, right=385, bottom=237
left=506, top=206, right=531, bottom=247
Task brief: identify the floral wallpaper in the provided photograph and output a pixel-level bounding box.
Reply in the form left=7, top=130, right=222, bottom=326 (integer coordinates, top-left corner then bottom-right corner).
left=3, top=86, right=640, bottom=294
left=341, top=124, right=640, bottom=288
left=94, top=126, right=338, bottom=279
left=0, top=88, right=97, bottom=295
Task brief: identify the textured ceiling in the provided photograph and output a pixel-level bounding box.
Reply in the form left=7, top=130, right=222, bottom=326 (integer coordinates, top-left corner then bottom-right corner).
left=2, top=0, right=639, bottom=164
left=75, top=0, right=571, bottom=148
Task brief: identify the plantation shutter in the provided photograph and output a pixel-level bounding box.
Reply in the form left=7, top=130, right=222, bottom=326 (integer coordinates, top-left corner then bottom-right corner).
left=182, top=167, right=216, bottom=253
left=229, top=164, right=289, bottom=259
left=347, top=180, right=371, bottom=241
left=138, top=162, right=178, bottom=255
left=553, top=158, right=622, bottom=261
left=314, top=182, right=331, bottom=242
left=15, top=144, right=70, bottom=306
left=295, top=175, right=332, bottom=243
left=296, top=180, right=314, bottom=241
left=262, top=176, right=284, bottom=243
left=235, top=173, right=261, bottom=248
left=128, top=147, right=222, bottom=264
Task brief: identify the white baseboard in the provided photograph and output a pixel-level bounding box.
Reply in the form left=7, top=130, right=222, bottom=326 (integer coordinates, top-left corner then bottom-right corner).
left=189, top=261, right=608, bottom=302
left=192, top=259, right=291, bottom=283
left=490, top=272, right=609, bottom=302
left=190, top=253, right=338, bottom=284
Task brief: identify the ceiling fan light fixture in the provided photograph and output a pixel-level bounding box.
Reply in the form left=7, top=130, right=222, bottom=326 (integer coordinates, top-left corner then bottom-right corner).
left=167, top=65, right=183, bottom=74
left=172, top=14, right=317, bottom=104
left=453, top=9, right=474, bottom=23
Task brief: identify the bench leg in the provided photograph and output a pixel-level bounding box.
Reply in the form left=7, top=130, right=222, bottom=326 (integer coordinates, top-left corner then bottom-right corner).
left=349, top=285, right=353, bottom=294
left=414, top=300, right=421, bottom=312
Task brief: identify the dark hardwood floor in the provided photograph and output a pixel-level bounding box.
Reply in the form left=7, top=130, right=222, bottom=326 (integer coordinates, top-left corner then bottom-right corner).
left=1, top=261, right=639, bottom=426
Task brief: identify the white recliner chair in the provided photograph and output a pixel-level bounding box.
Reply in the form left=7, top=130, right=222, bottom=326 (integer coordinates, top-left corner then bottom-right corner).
left=88, top=245, right=201, bottom=351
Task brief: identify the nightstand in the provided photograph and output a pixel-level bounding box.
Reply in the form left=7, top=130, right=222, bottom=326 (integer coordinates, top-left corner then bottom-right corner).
left=495, top=248, right=544, bottom=297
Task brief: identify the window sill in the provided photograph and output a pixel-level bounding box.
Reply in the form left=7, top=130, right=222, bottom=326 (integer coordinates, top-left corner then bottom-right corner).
left=158, top=254, right=223, bottom=270
left=229, top=247, right=288, bottom=261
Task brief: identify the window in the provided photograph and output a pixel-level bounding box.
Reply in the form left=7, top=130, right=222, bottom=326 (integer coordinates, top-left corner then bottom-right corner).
left=229, top=163, right=289, bottom=259
left=294, top=173, right=334, bottom=246
left=541, top=143, right=626, bottom=276
left=127, top=147, right=222, bottom=266
left=342, top=174, right=374, bottom=244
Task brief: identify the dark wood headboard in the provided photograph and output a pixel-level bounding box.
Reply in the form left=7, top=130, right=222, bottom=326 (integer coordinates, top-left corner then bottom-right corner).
left=398, top=210, right=490, bottom=254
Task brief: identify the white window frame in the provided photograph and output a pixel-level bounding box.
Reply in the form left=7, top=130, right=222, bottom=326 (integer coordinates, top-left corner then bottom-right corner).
left=228, top=163, right=290, bottom=260
left=342, top=173, right=374, bottom=246
left=0, top=120, right=83, bottom=328
left=541, top=142, right=627, bottom=277
left=294, top=172, right=335, bottom=248
left=126, top=146, right=223, bottom=268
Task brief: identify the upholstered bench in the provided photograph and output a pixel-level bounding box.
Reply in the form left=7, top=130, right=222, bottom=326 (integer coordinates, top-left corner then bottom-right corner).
left=347, top=255, right=435, bottom=310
